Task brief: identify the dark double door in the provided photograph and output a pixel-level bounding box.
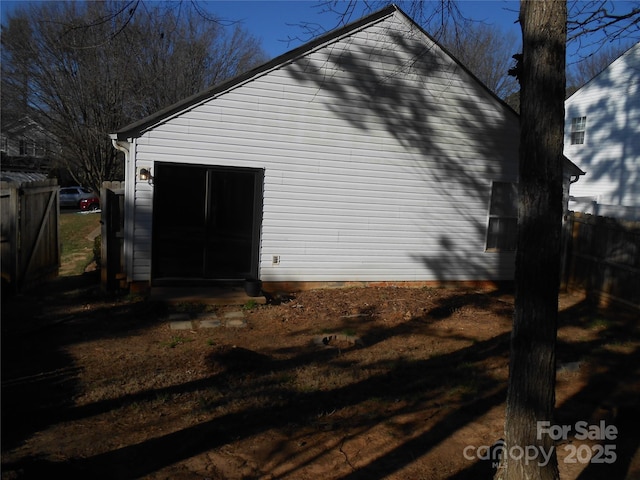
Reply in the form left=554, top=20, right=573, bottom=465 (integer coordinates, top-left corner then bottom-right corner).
left=152, top=163, right=263, bottom=281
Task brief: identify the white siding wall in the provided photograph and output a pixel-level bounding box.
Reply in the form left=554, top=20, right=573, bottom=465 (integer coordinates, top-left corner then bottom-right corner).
left=565, top=43, right=640, bottom=216
left=131, top=11, right=520, bottom=283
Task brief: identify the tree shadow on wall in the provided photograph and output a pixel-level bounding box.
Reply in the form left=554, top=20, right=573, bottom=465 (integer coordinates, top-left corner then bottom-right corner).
left=286, top=22, right=519, bottom=282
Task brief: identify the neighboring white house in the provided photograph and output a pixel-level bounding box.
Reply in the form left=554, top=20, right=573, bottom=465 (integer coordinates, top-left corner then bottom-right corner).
left=564, top=42, right=640, bottom=220
left=111, top=5, right=580, bottom=291
left=0, top=115, right=59, bottom=173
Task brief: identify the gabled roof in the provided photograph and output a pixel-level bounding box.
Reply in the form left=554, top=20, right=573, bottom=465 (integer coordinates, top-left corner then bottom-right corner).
left=566, top=41, right=640, bottom=102
left=113, top=5, right=396, bottom=140
left=113, top=4, right=517, bottom=141
left=2, top=115, right=50, bottom=138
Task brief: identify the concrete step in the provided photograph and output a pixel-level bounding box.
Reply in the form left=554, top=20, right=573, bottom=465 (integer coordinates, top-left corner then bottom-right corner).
left=150, top=286, right=265, bottom=306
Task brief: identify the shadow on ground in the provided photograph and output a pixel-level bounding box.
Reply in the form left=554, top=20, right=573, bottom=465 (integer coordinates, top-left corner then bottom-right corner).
left=1, top=276, right=638, bottom=480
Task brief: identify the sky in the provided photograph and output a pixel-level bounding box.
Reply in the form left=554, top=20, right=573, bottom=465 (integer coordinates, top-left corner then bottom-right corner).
left=1, top=1, right=636, bottom=65
left=0, top=0, right=522, bottom=60
left=190, top=0, right=522, bottom=58
left=182, top=1, right=636, bottom=64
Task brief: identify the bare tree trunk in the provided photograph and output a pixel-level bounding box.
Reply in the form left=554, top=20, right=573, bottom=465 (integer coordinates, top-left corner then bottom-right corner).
left=496, top=1, right=567, bottom=479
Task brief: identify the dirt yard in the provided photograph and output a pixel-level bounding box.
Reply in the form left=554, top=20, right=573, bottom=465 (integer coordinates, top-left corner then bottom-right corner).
left=2, top=273, right=639, bottom=480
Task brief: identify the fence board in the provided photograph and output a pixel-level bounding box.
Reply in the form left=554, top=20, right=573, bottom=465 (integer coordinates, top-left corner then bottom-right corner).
left=566, top=212, right=640, bottom=309
left=1, top=179, right=59, bottom=291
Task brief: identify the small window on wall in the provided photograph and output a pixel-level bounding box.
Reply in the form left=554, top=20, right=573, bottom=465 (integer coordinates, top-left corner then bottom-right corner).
left=571, top=116, right=587, bottom=145
left=487, top=182, right=518, bottom=252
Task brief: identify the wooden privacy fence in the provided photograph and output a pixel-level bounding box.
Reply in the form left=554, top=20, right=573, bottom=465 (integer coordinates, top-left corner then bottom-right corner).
left=565, top=212, right=640, bottom=309
left=100, top=181, right=126, bottom=291
left=1, top=178, right=60, bottom=292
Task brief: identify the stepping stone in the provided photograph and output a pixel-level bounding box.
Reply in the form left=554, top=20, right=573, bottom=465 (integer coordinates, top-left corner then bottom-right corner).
left=223, top=311, right=245, bottom=319
left=225, top=318, right=247, bottom=328
left=170, top=320, right=193, bottom=330
left=200, top=319, right=222, bottom=328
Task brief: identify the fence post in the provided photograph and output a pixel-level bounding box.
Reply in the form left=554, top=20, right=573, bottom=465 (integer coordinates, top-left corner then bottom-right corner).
left=100, top=181, right=126, bottom=292
left=560, top=212, right=573, bottom=291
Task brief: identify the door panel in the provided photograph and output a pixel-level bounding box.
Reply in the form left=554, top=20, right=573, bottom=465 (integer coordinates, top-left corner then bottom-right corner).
left=204, top=169, right=257, bottom=278
left=152, top=163, right=262, bottom=281
left=153, top=164, right=207, bottom=278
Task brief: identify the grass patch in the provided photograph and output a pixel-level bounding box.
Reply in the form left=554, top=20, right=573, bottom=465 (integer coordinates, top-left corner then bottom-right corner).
left=242, top=299, right=258, bottom=310
left=163, top=335, right=194, bottom=348
left=589, top=317, right=611, bottom=329
left=59, top=212, right=101, bottom=276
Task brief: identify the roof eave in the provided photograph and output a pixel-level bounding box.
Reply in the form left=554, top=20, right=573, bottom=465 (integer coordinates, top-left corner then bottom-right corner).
left=113, top=5, right=398, bottom=140
left=563, top=155, right=586, bottom=177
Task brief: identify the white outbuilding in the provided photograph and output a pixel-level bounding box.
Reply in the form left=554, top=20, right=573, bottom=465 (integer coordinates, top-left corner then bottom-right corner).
left=111, top=5, right=581, bottom=293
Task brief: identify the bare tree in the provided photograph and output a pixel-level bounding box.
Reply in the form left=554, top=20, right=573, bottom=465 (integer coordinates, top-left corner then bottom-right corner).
left=496, top=1, right=567, bottom=478
left=288, top=0, right=469, bottom=43
left=290, top=1, right=518, bottom=100
left=0, top=17, right=34, bottom=126
left=0, top=0, right=267, bottom=192
left=567, top=41, right=635, bottom=92
left=568, top=0, right=640, bottom=48
left=502, top=6, right=638, bottom=477
left=565, top=1, right=640, bottom=94
left=438, top=20, right=520, bottom=99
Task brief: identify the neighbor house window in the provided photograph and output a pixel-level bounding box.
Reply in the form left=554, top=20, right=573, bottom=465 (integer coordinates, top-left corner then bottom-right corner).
left=19, top=139, right=40, bottom=156
left=571, top=116, right=587, bottom=145
left=34, top=141, right=47, bottom=157
left=486, top=182, right=518, bottom=252
left=19, top=139, right=36, bottom=156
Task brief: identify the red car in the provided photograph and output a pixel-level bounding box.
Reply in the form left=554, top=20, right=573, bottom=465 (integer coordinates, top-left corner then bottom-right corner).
left=60, top=186, right=100, bottom=211
left=79, top=196, right=100, bottom=211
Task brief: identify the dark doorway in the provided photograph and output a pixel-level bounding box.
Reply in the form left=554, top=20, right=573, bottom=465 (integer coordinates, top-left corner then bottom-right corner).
left=152, top=163, right=263, bottom=282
